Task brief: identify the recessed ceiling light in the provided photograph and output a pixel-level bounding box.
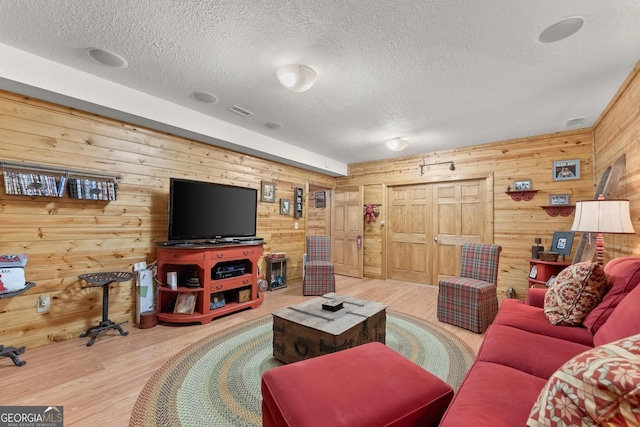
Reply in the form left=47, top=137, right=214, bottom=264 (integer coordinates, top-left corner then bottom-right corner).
left=191, top=92, right=218, bottom=104
left=265, top=122, right=282, bottom=130
left=539, top=17, right=584, bottom=43
left=87, top=48, right=128, bottom=68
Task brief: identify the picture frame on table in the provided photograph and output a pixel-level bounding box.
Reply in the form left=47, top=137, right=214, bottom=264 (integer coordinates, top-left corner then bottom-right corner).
left=553, top=159, right=580, bottom=181
left=545, top=275, right=557, bottom=287
left=529, top=264, right=538, bottom=279
left=551, top=231, right=575, bottom=257
left=174, top=292, right=197, bottom=314
left=261, top=181, right=276, bottom=203
left=549, top=194, right=570, bottom=205
left=280, top=198, right=290, bottom=215
left=513, top=180, right=532, bottom=190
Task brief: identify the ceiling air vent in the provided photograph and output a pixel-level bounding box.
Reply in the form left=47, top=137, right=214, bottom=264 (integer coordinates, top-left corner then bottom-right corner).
left=227, top=105, right=254, bottom=117
left=565, top=117, right=586, bottom=128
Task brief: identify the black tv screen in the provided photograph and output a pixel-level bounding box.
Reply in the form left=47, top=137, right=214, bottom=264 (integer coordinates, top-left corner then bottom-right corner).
left=168, top=178, right=257, bottom=241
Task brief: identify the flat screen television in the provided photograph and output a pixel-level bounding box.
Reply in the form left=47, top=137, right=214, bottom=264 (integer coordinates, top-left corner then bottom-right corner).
left=168, top=178, right=257, bottom=241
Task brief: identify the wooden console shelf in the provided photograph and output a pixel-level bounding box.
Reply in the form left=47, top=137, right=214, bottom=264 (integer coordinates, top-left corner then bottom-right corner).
left=156, top=242, right=264, bottom=324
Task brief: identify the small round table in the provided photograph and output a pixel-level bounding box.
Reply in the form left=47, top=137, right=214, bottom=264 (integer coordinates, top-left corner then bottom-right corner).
left=78, top=272, right=133, bottom=346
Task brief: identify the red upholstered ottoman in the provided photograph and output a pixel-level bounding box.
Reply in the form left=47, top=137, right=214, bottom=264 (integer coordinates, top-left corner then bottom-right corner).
left=261, top=342, right=453, bottom=427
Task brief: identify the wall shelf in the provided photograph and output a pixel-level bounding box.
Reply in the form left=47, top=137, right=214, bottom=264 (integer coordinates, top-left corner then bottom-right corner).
left=541, top=205, right=575, bottom=217
left=294, top=187, right=304, bottom=219
left=1, top=160, right=121, bottom=200
left=505, top=190, right=538, bottom=201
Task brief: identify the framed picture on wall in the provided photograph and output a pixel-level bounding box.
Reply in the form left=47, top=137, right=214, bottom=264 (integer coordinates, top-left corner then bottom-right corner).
left=315, top=191, right=326, bottom=208
left=553, top=159, right=580, bottom=181
left=261, top=181, right=276, bottom=203
left=280, top=198, right=290, bottom=215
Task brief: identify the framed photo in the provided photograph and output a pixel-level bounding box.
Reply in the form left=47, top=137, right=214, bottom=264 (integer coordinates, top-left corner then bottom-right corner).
left=545, top=275, right=557, bottom=287
left=551, top=231, right=575, bottom=257
left=529, top=264, right=538, bottom=279
left=261, top=181, right=276, bottom=203
left=513, top=180, right=532, bottom=190
left=549, top=194, right=570, bottom=205
left=315, top=191, right=326, bottom=208
left=280, top=198, right=290, bottom=215
left=553, top=159, right=580, bottom=181
left=174, top=292, right=197, bottom=314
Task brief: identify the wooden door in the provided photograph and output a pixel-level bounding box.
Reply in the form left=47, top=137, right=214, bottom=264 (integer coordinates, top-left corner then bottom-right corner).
left=388, top=184, right=431, bottom=282
left=387, top=178, right=490, bottom=285
left=331, top=186, right=364, bottom=277
left=432, top=179, right=487, bottom=285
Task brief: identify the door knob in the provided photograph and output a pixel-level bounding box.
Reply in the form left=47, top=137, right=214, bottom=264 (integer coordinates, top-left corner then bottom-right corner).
left=434, top=237, right=439, bottom=242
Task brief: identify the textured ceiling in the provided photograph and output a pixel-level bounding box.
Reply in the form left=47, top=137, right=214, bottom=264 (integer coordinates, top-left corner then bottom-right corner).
left=0, top=1, right=639, bottom=172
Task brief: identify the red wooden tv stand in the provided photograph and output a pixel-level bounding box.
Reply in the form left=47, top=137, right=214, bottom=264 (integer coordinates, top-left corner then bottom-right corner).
left=156, top=242, right=264, bottom=324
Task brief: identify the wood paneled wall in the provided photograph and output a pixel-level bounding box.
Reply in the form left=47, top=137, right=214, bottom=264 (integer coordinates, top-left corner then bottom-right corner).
left=2, top=59, right=638, bottom=350
left=0, top=91, right=334, bottom=349
left=593, top=60, right=640, bottom=259
left=338, top=130, right=595, bottom=298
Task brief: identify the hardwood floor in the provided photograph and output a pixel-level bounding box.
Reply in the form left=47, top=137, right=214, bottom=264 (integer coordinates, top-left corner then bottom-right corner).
left=1, top=276, right=485, bottom=426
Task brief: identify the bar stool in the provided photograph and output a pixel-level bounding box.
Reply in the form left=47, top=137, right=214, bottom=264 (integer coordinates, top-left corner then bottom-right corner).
left=79, top=272, right=133, bottom=346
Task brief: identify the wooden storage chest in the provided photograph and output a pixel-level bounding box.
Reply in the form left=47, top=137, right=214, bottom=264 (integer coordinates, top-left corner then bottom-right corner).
left=272, top=293, right=387, bottom=364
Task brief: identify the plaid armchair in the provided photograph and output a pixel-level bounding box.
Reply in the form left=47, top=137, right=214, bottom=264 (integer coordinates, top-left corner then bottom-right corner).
left=303, top=236, right=336, bottom=296
left=437, top=242, right=502, bottom=333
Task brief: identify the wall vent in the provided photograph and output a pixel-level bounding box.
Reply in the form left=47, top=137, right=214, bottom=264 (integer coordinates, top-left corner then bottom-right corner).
left=565, top=117, right=586, bottom=128
left=228, top=105, right=254, bottom=117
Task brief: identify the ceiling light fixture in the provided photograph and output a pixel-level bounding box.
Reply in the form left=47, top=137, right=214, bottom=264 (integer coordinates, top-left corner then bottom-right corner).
left=276, top=64, right=318, bottom=92
left=539, top=17, right=584, bottom=43
left=385, top=137, right=409, bottom=151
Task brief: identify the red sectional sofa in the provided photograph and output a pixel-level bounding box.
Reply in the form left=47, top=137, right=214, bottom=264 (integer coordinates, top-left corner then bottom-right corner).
left=439, top=257, right=640, bottom=426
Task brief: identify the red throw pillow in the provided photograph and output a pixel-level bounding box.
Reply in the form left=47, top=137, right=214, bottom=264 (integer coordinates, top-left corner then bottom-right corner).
left=583, top=257, right=640, bottom=334
left=544, top=262, right=607, bottom=326
left=527, top=334, right=640, bottom=426
left=593, top=281, right=640, bottom=347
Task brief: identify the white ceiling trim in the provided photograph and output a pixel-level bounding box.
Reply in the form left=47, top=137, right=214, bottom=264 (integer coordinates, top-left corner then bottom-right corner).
left=0, top=43, right=348, bottom=177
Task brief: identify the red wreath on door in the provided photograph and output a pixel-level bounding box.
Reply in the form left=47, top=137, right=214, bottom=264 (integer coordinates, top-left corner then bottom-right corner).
left=364, top=203, right=377, bottom=223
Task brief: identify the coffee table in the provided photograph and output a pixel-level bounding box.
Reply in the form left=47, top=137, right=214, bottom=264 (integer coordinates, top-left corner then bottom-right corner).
left=272, top=292, right=388, bottom=364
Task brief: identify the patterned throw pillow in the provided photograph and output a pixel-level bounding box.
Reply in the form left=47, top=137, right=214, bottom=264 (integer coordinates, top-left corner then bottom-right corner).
left=544, top=262, right=607, bottom=326
left=527, top=333, right=640, bottom=427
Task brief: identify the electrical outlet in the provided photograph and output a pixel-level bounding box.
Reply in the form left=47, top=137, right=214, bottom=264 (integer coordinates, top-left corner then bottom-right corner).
left=134, top=261, right=147, bottom=272
left=37, top=294, right=50, bottom=313
left=294, top=222, right=299, bottom=230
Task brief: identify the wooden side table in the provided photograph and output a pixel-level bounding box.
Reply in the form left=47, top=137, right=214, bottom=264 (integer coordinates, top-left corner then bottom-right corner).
left=527, top=258, right=570, bottom=288
left=266, top=257, right=288, bottom=290
left=0, top=282, right=35, bottom=366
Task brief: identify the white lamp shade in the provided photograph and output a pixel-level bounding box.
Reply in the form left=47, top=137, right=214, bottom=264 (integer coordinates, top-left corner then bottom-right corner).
left=385, top=137, right=409, bottom=151
left=276, top=64, right=318, bottom=92
left=571, top=199, right=635, bottom=234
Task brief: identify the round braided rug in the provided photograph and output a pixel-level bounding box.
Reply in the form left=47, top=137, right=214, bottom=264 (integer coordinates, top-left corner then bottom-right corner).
left=129, top=311, right=475, bottom=427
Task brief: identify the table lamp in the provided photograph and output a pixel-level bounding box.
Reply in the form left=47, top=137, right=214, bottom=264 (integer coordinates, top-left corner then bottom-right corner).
left=570, top=198, right=635, bottom=265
